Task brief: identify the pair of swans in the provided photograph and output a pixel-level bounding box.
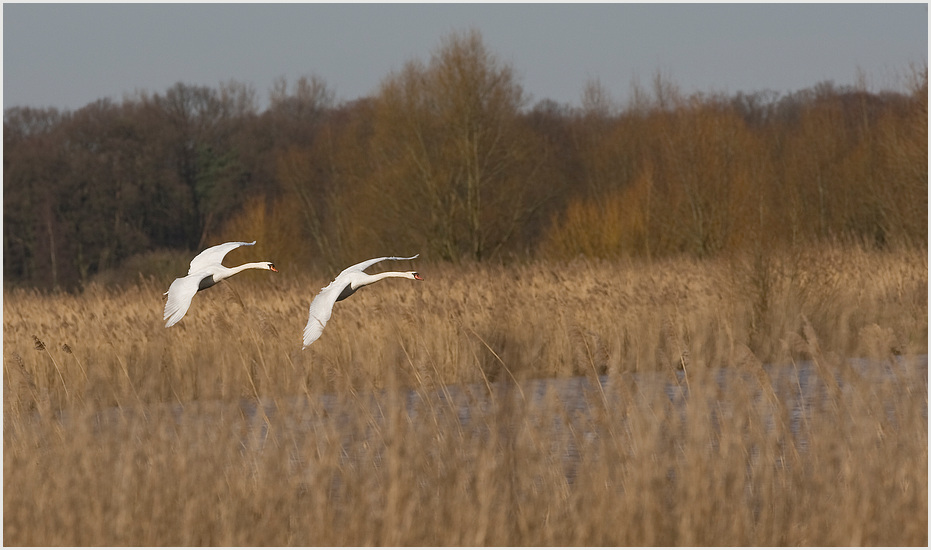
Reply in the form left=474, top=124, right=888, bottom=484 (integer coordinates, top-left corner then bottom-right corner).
left=163, top=241, right=422, bottom=348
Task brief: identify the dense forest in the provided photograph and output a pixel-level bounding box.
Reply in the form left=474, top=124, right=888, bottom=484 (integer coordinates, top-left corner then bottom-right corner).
left=4, top=30, right=927, bottom=290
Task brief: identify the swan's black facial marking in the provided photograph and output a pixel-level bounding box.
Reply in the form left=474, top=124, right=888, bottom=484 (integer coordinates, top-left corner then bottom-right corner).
left=198, top=274, right=218, bottom=291
left=336, top=282, right=357, bottom=302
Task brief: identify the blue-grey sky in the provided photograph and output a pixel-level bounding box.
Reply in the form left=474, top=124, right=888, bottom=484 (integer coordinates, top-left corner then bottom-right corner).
left=3, top=3, right=927, bottom=112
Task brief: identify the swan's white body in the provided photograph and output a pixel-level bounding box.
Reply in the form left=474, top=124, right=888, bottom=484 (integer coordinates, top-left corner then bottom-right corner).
left=163, top=241, right=277, bottom=327
left=303, top=255, right=422, bottom=349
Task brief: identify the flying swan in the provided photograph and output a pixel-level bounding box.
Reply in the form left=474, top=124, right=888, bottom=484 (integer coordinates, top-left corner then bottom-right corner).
left=164, top=240, right=278, bottom=327
left=303, top=255, right=423, bottom=349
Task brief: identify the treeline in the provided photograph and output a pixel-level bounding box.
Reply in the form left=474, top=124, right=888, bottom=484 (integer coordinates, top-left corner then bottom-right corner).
left=4, top=30, right=927, bottom=290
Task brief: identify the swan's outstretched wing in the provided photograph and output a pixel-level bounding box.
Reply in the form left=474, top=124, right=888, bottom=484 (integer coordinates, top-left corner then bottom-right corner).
left=302, top=278, right=345, bottom=349
left=188, top=241, right=256, bottom=274
left=164, top=272, right=206, bottom=327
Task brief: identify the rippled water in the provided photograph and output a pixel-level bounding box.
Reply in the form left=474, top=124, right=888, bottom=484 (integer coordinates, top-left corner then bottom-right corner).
left=76, top=354, right=927, bottom=486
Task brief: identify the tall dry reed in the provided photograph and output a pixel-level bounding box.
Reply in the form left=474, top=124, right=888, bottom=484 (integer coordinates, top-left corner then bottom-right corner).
left=3, top=245, right=927, bottom=545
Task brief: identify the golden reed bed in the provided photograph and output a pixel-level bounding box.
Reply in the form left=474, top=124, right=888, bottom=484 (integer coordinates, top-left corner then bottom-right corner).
left=3, top=245, right=927, bottom=545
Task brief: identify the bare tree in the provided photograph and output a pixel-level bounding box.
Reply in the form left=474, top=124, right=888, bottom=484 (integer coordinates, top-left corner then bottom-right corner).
left=358, top=29, right=540, bottom=261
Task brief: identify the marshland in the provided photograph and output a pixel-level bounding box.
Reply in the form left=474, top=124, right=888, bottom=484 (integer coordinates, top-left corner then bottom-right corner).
left=4, top=30, right=927, bottom=546
left=3, top=244, right=927, bottom=545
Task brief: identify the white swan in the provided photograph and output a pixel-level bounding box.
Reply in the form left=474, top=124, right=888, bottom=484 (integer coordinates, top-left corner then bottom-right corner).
left=303, top=255, right=423, bottom=349
left=164, top=241, right=278, bottom=327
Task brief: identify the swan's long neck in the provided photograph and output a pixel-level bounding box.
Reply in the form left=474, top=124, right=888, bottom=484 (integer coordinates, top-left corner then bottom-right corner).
left=358, top=271, right=414, bottom=287
left=220, top=262, right=270, bottom=280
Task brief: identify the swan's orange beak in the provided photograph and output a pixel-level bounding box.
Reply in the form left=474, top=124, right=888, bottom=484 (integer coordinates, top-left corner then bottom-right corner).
left=413, top=272, right=424, bottom=280
left=270, top=264, right=279, bottom=273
